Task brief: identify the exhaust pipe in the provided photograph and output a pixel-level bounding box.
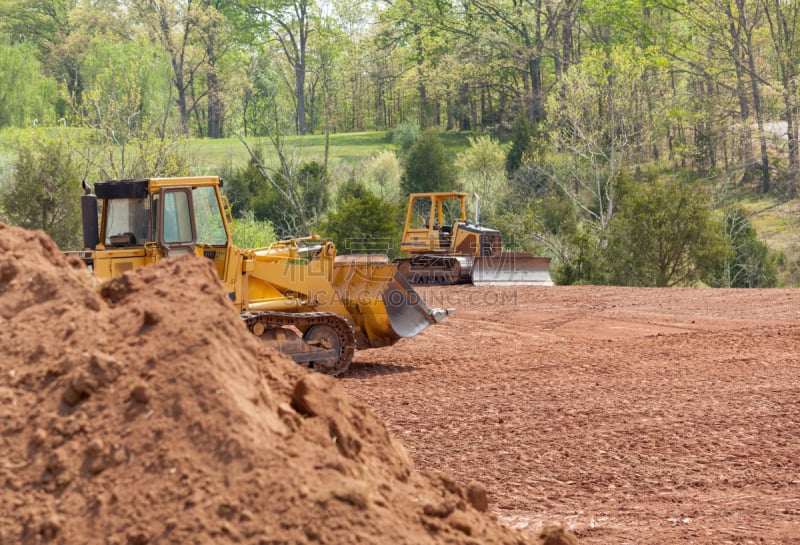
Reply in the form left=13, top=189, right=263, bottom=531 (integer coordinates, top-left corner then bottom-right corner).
left=474, top=193, right=480, bottom=225
left=81, top=190, right=99, bottom=250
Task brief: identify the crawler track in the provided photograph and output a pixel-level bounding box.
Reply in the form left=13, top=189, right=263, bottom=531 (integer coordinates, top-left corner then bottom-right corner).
left=242, top=311, right=356, bottom=376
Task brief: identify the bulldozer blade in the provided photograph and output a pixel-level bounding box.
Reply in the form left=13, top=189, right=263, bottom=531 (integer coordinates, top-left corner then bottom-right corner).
left=383, top=272, right=454, bottom=338
left=472, top=253, right=554, bottom=286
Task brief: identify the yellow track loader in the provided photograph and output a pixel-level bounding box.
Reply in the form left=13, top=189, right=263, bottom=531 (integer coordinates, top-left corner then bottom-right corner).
left=394, top=192, right=553, bottom=286
left=73, top=176, right=451, bottom=376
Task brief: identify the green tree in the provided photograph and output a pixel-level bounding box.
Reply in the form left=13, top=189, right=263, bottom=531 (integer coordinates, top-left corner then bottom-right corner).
left=537, top=45, right=661, bottom=234
left=0, top=37, right=57, bottom=128
left=321, top=182, right=400, bottom=256
left=400, top=128, right=456, bottom=195
left=606, top=178, right=727, bottom=287
left=704, top=205, right=778, bottom=288
left=455, top=135, right=507, bottom=222
left=552, top=225, right=607, bottom=286
left=761, top=0, right=800, bottom=197
left=1, top=138, right=82, bottom=249
left=222, top=153, right=266, bottom=217
left=130, top=0, right=203, bottom=134
left=241, top=0, right=316, bottom=135
left=76, top=38, right=189, bottom=179
left=505, top=114, right=535, bottom=176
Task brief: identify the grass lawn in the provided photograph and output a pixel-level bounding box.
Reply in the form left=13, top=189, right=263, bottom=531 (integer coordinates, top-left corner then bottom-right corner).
left=0, top=128, right=475, bottom=175
left=186, top=130, right=474, bottom=173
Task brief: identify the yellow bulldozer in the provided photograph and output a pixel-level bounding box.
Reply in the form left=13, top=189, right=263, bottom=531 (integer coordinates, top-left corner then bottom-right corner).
left=394, top=192, right=553, bottom=286
left=72, top=176, right=451, bottom=376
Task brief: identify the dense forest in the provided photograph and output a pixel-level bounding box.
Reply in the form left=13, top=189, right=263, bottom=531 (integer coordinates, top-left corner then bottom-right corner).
left=1, top=0, right=798, bottom=286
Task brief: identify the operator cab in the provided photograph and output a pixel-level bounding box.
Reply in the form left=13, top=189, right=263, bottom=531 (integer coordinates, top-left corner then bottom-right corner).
left=81, top=176, right=232, bottom=279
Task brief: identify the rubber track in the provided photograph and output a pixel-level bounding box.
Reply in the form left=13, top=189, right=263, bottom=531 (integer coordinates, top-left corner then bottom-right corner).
left=241, top=311, right=356, bottom=376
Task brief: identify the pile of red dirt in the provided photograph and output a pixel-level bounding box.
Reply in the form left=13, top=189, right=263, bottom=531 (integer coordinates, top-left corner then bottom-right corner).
left=0, top=223, right=559, bottom=545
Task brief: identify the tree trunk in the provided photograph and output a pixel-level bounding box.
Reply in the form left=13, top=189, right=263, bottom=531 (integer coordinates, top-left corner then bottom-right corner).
left=748, top=59, right=770, bottom=193
left=207, top=71, right=223, bottom=139
left=736, top=0, right=770, bottom=191
left=520, top=19, right=544, bottom=123
left=174, top=63, right=190, bottom=133
left=206, top=40, right=223, bottom=139
left=788, top=92, right=799, bottom=198
left=296, top=62, right=307, bottom=135
left=730, top=22, right=754, bottom=176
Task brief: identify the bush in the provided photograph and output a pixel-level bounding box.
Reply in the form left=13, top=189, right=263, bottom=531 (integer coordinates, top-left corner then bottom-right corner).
left=321, top=183, right=401, bottom=257
left=400, top=129, right=456, bottom=195
left=605, top=178, right=727, bottom=287
left=389, top=120, right=420, bottom=154
left=703, top=205, right=778, bottom=288
left=362, top=150, right=402, bottom=201
left=505, top=114, right=536, bottom=176
left=231, top=210, right=277, bottom=249
left=455, top=135, right=507, bottom=222
left=223, top=153, right=329, bottom=238
left=1, top=138, right=82, bottom=250
left=551, top=227, right=607, bottom=286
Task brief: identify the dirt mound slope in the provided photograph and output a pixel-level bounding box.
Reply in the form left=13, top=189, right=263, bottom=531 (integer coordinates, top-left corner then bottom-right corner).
left=0, top=223, right=545, bottom=545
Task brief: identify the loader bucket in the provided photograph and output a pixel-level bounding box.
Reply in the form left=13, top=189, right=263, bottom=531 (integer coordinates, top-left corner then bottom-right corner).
left=472, top=253, right=554, bottom=286
left=383, top=272, right=450, bottom=337
left=332, top=256, right=452, bottom=349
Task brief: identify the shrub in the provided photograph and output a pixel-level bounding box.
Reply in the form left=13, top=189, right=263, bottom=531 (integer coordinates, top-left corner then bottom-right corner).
left=321, top=183, right=401, bottom=257
left=606, top=178, right=727, bottom=287
left=231, top=210, right=277, bottom=249
left=389, top=120, right=420, bottom=154
left=400, top=129, right=456, bottom=195
left=703, top=205, right=778, bottom=288
left=1, top=138, right=82, bottom=250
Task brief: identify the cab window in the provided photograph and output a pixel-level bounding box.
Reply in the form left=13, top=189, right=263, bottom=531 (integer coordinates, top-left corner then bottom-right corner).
left=162, top=190, right=194, bottom=243
left=105, top=198, right=151, bottom=245
left=192, top=186, right=227, bottom=245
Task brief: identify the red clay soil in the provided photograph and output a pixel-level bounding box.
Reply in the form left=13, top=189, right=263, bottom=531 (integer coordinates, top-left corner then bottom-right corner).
left=341, top=284, right=800, bottom=544
left=0, top=223, right=550, bottom=545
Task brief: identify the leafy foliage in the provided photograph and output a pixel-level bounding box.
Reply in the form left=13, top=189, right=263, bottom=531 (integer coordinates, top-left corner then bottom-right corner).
left=361, top=150, right=402, bottom=201
left=73, top=37, right=191, bottom=180
left=455, top=135, right=507, bottom=222
left=390, top=120, right=420, bottom=154
left=703, top=205, right=778, bottom=288
left=1, top=137, right=82, bottom=249
left=605, top=178, right=727, bottom=287
left=505, top=115, right=536, bottom=177
left=0, top=37, right=57, bottom=129
left=321, top=182, right=400, bottom=257
left=551, top=226, right=607, bottom=286
left=222, top=154, right=266, bottom=218
left=223, top=150, right=329, bottom=238
left=231, top=209, right=277, bottom=249
left=400, top=129, right=456, bottom=195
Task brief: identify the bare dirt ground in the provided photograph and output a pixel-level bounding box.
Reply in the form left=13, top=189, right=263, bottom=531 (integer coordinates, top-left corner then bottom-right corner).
left=340, top=285, right=800, bottom=545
